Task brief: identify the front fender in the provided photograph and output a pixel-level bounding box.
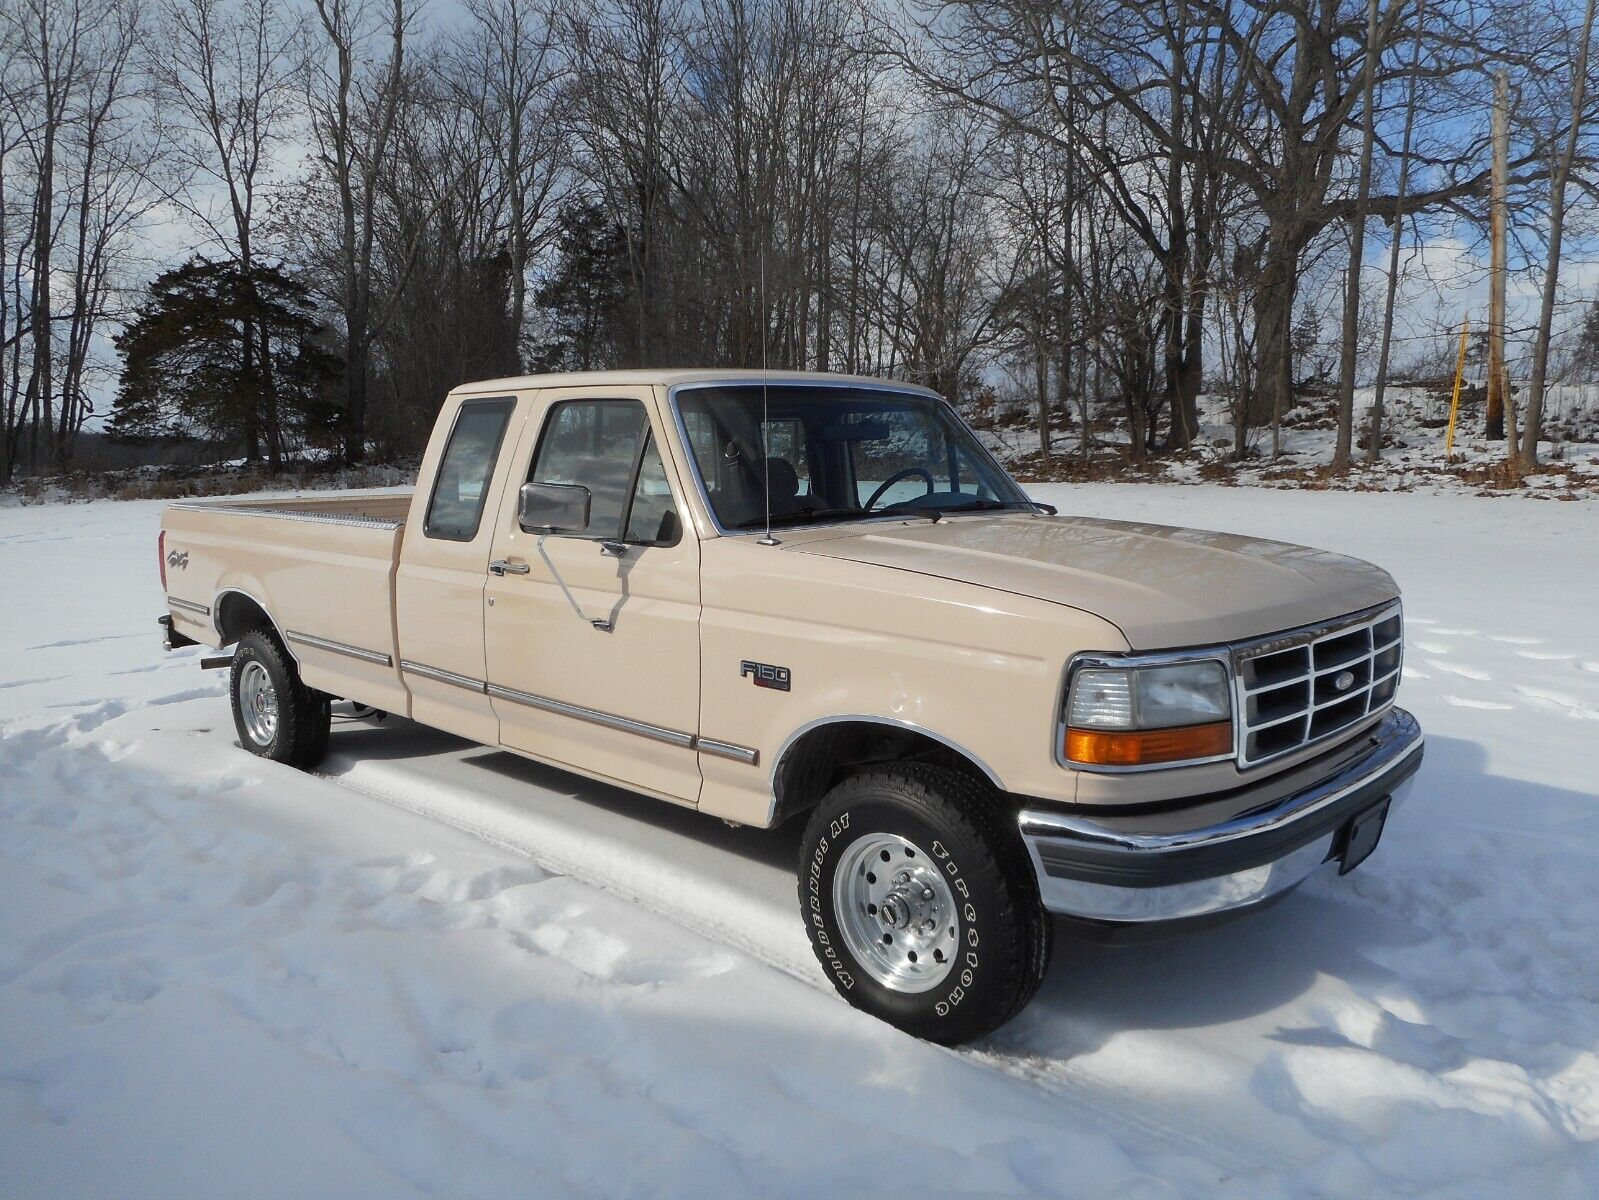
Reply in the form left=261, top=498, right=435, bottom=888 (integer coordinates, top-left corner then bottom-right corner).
left=693, top=538, right=1126, bottom=825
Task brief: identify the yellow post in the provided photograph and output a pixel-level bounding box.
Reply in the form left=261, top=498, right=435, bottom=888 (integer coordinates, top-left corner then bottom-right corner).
left=1446, top=317, right=1470, bottom=461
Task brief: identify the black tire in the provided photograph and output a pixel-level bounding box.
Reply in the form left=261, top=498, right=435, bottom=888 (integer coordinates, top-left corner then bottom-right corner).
left=797, top=763, right=1051, bottom=1044
left=229, top=628, right=332, bottom=768
left=296, top=691, right=333, bottom=766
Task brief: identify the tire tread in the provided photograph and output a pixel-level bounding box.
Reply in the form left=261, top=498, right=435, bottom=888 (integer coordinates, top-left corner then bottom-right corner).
left=798, top=762, right=1051, bottom=1043
left=230, top=629, right=331, bottom=769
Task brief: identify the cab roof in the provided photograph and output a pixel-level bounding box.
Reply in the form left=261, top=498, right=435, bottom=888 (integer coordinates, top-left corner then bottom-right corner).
left=448, top=368, right=942, bottom=398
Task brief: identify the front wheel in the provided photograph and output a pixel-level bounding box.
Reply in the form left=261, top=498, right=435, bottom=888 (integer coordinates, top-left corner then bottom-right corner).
left=797, top=764, right=1051, bottom=1044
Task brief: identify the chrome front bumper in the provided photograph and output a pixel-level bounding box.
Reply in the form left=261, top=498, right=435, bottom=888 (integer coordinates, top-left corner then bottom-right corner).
left=1019, top=708, right=1423, bottom=923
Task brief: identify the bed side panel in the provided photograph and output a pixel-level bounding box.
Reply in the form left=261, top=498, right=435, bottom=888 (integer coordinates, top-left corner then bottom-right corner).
left=161, top=502, right=408, bottom=714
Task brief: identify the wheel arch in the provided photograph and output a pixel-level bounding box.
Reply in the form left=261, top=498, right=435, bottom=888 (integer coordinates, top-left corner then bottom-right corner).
left=769, top=716, right=1006, bottom=827
left=214, top=587, right=295, bottom=662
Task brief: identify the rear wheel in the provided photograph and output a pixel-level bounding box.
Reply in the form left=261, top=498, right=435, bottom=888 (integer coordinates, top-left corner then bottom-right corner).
left=230, top=629, right=331, bottom=768
left=797, top=763, right=1051, bottom=1044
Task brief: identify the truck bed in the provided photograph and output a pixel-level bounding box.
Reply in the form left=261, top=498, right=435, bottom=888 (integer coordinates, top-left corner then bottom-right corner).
left=161, top=490, right=413, bottom=715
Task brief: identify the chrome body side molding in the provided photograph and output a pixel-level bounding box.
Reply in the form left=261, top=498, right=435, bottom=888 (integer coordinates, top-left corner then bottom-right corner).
left=696, top=737, right=760, bottom=766
left=396, top=662, right=758, bottom=762
left=486, top=683, right=696, bottom=749
left=400, top=660, right=487, bottom=693
left=167, top=596, right=212, bottom=617
left=286, top=630, right=393, bottom=668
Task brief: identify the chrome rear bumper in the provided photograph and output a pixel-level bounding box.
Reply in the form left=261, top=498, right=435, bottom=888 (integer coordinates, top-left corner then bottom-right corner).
left=1019, top=708, right=1423, bottom=923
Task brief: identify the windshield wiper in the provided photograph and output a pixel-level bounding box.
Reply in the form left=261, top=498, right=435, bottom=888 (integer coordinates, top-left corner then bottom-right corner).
left=870, top=502, right=943, bottom=522
left=938, top=498, right=1024, bottom=514
left=876, top=498, right=1024, bottom=520
left=726, top=506, right=879, bottom=530
left=730, top=498, right=1023, bottom=531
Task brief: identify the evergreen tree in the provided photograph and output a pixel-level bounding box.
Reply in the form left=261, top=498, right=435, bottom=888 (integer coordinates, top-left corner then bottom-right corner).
left=527, top=202, right=631, bottom=372
left=111, top=259, right=339, bottom=466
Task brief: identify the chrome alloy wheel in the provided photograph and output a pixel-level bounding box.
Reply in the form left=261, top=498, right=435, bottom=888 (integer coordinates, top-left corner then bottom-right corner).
left=833, top=832, right=960, bottom=993
left=238, top=660, right=279, bottom=746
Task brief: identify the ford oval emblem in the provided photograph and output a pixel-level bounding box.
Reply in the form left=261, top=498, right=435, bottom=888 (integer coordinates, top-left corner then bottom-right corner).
left=1334, top=670, right=1355, bottom=692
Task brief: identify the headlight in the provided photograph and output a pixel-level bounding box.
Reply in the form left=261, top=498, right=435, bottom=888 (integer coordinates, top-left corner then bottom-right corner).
left=1064, top=659, right=1232, bottom=767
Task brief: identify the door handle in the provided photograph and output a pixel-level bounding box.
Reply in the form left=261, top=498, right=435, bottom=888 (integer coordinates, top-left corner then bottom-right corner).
left=598, top=539, right=628, bottom=558
left=488, top=559, right=530, bottom=576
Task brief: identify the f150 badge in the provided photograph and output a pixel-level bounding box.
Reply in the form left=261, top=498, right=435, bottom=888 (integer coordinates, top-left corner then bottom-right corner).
left=741, top=660, right=791, bottom=692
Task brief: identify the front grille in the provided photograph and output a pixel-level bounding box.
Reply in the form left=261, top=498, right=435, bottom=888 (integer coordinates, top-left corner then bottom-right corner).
left=1234, top=604, right=1403, bottom=766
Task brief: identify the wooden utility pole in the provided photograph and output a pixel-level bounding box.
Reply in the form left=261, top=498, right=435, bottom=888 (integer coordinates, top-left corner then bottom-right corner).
left=1446, top=317, right=1470, bottom=460
left=1484, top=68, right=1511, bottom=445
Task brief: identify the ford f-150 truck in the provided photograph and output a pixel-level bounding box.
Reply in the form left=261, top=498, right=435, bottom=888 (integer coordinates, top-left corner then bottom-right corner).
left=159, top=369, right=1423, bottom=1042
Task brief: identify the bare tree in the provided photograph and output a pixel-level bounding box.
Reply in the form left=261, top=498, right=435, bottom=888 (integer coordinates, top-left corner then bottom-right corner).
left=1521, top=0, right=1597, bottom=465
left=1334, top=0, right=1385, bottom=468
left=0, top=3, right=39, bottom=483
left=872, top=115, right=1010, bottom=401
left=564, top=0, right=688, bottom=366
left=155, top=0, right=307, bottom=468
left=13, top=0, right=74, bottom=471
left=452, top=0, right=566, bottom=372
left=306, top=0, right=417, bottom=464
left=2, top=0, right=155, bottom=477
left=1366, top=0, right=1426, bottom=464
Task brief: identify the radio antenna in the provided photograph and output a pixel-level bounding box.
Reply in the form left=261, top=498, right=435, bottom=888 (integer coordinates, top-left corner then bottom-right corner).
left=757, top=249, right=779, bottom=546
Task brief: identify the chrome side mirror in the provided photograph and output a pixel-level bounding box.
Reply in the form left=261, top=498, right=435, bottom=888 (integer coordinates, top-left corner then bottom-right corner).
left=518, top=481, right=591, bottom=534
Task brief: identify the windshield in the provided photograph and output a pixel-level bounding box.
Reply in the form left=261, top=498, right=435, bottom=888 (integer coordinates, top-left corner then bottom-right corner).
left=674, top=385, right=1029, bottom=532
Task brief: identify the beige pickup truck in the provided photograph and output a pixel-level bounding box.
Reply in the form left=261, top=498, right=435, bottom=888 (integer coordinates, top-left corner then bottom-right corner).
left=159, top=369, right=1423, bottom=1042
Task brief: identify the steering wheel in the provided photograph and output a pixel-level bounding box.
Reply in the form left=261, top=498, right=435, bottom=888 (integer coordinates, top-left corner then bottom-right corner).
left=864, top=468, right=936, bottom=511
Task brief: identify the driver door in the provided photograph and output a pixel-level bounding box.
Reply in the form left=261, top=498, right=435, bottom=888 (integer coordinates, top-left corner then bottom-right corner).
left=483, top=388, right=703, bottom=805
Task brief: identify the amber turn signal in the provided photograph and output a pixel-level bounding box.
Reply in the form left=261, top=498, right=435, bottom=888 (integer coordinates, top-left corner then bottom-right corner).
left=1064, top=720, right=1232, bottom=767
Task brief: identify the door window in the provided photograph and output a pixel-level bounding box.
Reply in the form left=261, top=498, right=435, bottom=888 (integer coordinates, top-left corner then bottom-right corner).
left=425, top=398, right=516, bottom=540
left=530, top=399, right=679, bottom=544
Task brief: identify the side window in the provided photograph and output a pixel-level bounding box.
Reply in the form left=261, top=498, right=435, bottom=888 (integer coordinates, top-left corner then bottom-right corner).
left=425, top=398, right=516, bottom=540
left=530, top=399, right=677, bottom=543
left=623, top=435, right=680, bottom=545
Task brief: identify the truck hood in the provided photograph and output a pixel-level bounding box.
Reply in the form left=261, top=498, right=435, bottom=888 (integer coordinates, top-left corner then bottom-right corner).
left=781, top=514, right=1398, bottom=649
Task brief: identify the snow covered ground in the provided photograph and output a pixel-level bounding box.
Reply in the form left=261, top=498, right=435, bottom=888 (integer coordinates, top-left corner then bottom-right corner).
left=2, top=485, right=1597, bottom=1198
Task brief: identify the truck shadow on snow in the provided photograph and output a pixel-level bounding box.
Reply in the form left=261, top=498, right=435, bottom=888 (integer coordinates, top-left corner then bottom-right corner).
left=322, top=722, right=1579, bottom=1068
left=321, top=716, right=801, bottom=872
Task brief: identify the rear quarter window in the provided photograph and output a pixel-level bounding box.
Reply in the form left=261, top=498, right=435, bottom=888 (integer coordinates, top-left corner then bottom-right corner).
left=424, top=398, right=517, bottom=540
